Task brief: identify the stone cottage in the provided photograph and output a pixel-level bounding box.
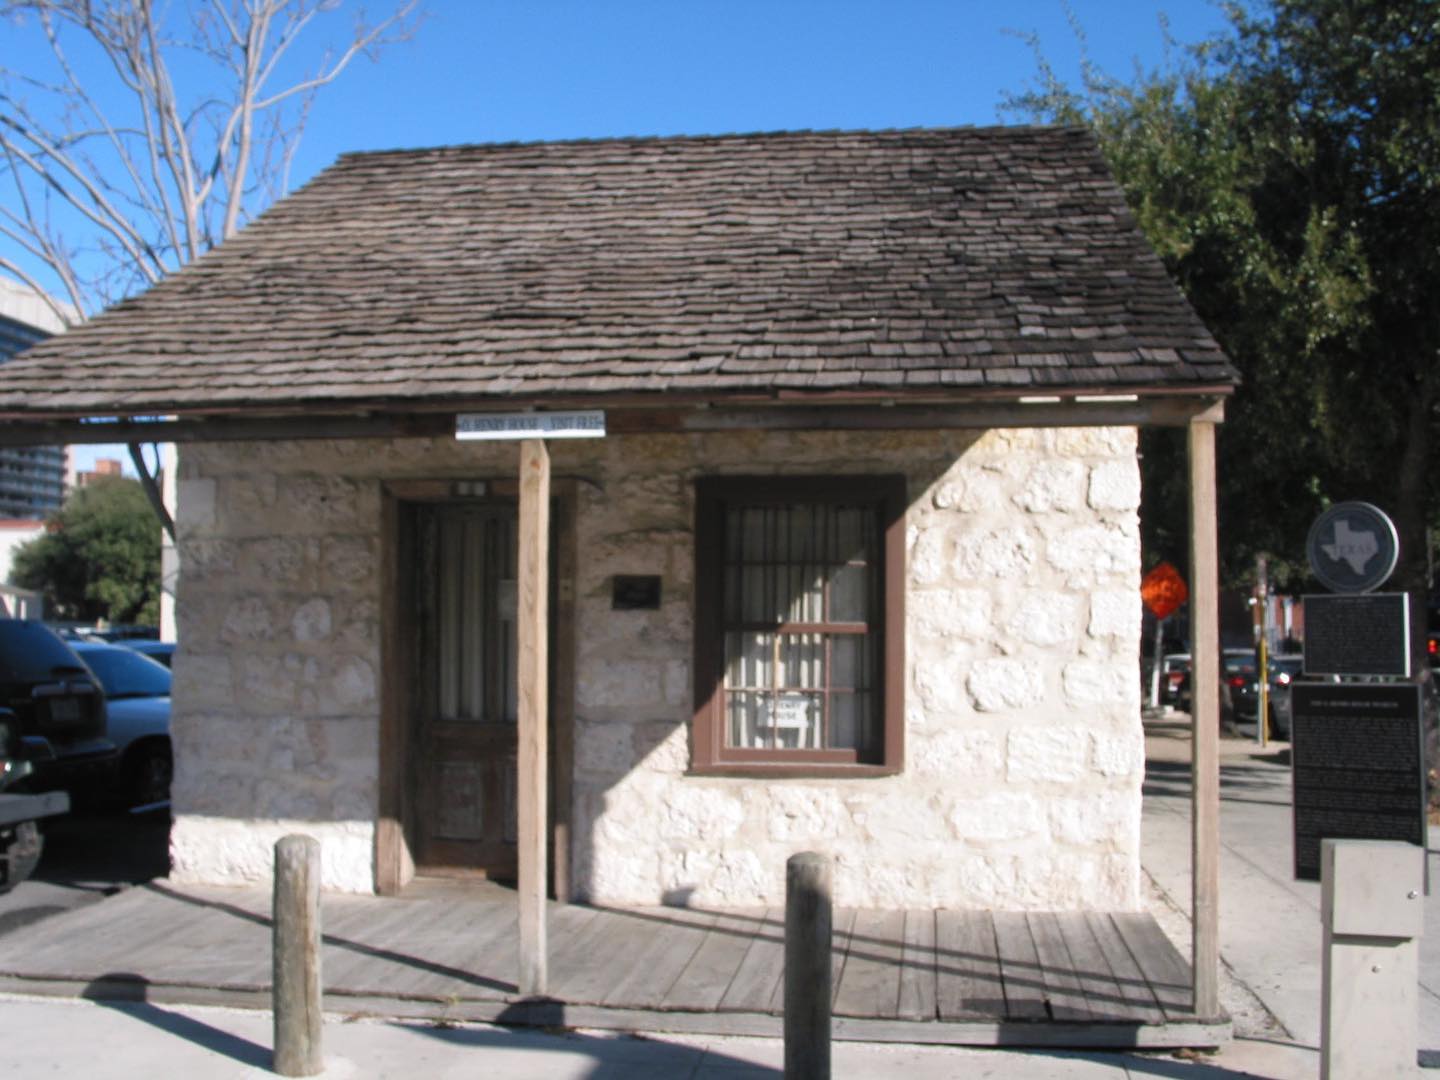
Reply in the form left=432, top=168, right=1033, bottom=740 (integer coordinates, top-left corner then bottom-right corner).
left=0, top=128, right=1234, bottom=921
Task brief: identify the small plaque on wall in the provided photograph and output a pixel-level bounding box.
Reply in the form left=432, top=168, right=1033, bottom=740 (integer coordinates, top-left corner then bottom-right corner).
left=612, top=575, right=662, bottom=610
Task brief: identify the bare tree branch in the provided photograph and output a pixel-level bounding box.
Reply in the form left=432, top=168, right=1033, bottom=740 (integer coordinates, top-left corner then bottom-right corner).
left=0, top=0, right=418, bottom=318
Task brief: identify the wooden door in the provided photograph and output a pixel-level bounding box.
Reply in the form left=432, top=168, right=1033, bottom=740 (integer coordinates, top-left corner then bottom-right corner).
left=411, top=503, right=519, bottom=879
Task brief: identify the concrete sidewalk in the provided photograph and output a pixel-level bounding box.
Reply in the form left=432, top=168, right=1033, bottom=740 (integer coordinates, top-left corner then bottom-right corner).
left=1140, top=712, right=1439, bottom=1071
left=3, top=994, right=1318, bottom=1079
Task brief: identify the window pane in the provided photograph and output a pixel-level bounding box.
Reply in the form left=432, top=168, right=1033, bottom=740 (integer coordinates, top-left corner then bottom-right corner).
left=725, top=632, right=774, bottom=690
left=833, top=507, right=870, bottom=563
left=779, top=634, right=825, bottom=689
left=728, top=691, right=762, bottom=748
left=831, top=693, right=868, bottom=750
left=831, top=635, right=871, bottom=691
left=829, top=562, right=868, bottom=622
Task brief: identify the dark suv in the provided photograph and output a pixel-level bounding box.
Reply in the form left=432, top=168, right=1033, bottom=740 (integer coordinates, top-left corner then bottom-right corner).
left=0, top=620, right=114, bottom=794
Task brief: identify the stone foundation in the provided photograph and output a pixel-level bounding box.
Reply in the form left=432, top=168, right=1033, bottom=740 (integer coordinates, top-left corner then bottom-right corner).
left=171, top=426, right=1142, bottom=907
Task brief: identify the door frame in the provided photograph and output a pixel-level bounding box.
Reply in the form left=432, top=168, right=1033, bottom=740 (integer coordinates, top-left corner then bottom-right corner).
left=376, top=476, right=577, bottom=898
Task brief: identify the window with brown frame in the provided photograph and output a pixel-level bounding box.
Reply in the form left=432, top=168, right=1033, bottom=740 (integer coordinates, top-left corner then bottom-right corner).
left=692, top=475, right=905, bottom=774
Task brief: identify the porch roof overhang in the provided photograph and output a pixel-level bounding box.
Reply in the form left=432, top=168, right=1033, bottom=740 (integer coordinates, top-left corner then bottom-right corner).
left=0, top=383, right=1228, bottom=448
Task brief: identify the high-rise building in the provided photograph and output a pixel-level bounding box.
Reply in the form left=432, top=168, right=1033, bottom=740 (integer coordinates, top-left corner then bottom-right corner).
left=0, top=281, right=69, bottom=518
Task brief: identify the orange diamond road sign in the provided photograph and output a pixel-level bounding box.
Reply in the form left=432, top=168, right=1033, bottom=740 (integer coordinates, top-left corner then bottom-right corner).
left=1140, top=562, right=1188, bottom=620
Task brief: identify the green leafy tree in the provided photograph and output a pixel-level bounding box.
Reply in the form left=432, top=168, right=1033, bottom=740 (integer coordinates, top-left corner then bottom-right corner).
left=1008, top=0, right=1439, bottom=797
left=9, top=476, right=161, bottom=624
left=1008, top=0, right=1438, bottom=593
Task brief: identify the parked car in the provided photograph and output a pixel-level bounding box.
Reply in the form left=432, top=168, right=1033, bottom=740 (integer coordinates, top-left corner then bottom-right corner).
left=0, top=620, right=114, bottom=794
left=69, top=642, right=171, bottom=808
left=1158, top=652, right=1190, bottom=709
left=1177, top=648, right=1258, bottom=728
left=120, top=640, right=175, bottom=669
left=1222, top=649, right=1260, bottom=723
left=1264, top=654, right=1304, bottom=739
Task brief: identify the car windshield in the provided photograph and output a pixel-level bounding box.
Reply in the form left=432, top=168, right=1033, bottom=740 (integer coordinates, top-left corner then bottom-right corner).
left=0, top=621, right=89, bottom=682
left=76, top=647, right=171, bottom=699
left=1271, top=657, right=1303, bottom=677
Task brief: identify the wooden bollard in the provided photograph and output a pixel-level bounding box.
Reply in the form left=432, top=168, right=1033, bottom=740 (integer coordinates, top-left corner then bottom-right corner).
left=273, top=834, right=323, bottom=1077
left=784, top=851, right=832, bottom=1080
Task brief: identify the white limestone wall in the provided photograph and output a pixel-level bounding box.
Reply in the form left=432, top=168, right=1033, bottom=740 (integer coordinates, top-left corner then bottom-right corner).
left=169, top=427, right=1143, bottom=907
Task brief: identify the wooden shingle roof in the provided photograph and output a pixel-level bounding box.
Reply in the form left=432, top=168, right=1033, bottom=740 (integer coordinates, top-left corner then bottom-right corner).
left=0, top=126, right=1235, bottom=419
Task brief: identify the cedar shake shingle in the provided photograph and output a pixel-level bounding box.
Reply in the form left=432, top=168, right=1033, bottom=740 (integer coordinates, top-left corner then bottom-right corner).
left=0, top=126, right=1236, bottom=416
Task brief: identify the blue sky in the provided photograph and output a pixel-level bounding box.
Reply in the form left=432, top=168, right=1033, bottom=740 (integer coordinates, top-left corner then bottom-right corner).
left=295, top=0, right=1227, bottom=174
left=10, top=0, right=1232, bottom=473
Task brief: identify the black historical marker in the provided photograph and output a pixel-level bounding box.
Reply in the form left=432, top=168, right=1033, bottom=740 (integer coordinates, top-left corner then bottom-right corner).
left=1303, top=592, right=1410, bottom=677
left=1290, top=683, right=1425, bottom=881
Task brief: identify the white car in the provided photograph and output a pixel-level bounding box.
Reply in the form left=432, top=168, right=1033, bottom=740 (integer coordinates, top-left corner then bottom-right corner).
left=71, top=643, right=171, bottom=809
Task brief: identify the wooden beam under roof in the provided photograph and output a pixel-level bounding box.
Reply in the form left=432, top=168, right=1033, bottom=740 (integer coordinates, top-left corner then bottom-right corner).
left=0, top=395, right=1227, bottom=447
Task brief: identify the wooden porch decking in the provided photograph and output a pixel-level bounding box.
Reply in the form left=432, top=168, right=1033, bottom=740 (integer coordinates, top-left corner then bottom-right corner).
left=0, top=880, right=1229, bottom=1048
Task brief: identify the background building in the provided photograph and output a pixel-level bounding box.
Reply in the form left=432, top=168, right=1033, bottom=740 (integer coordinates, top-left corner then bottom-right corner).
left=0, top=280, right=69, bottom=519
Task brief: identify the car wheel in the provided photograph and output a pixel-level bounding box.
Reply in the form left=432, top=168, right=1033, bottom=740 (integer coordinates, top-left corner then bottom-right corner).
left=0, top=820, right=43, bottom=893
left=126, top=743, right=173, bottom=808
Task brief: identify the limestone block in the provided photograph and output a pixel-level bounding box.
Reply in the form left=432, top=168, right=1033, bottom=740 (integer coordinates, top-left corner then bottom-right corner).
left=656, top=784, right=745, bottom=842
left=953, top=526, right=1038, bottom=581
left=753, top=785, right=848, bottom=843
left=1088, top=460, right=1141, bottom=511
left=974, top=428, right=1043, bottom=454
left=657, top=848, right=772, bottom=907
left=168, top=817, right=376, bottom=893
left=291, top=598, right=333, bottom=643
left=947, top=791, right=1046, bottom=843
left=1004, top=591, right=1079, bottom=648
left=171, top=654, right=233, bottom=710
left=1062, top=660, right=1141, bottom=710
left=577, top=659, right=669, bottom=709
left=333, top=597, right=380, bottom=648
left=323, top=656, right=378, bottom=714
left=662, top=659, right=689, bottom=707
left=1044, top=523, right=1140, bottom=584
left=180, top=538, right=239, bottom=577
left=631, top=721, right=688, bottom=774
left=1006, top=727, right=1089, bottom=782
left=1014, top=459, right=1085, bottom=513
left=912, top=646, right=974, bottom=715
left=967, top=657, right=1046, bottom=712
left=575, top=718, right=635, bottom=777
left=910, top=587, right=992, bottom=641
left=279, top=475, right=374, bottom=528
left=1053, top=425, right=1136, bottom=457
left=834, top=855, right=940, bottom=909
left=1048, top=790, right=1139, bottom=846
left=172, top=768, right=254, bottom=817
left=321, top=536, right=377, bottom=589
left=222, top=473, right=279, bottom=526
left=1088, top=589, right=1137, bottom=639
left=221, top=597, right=277, bottom=644
left=240, top=537, right=311, bottom=585
left=909, top=729, right=1003, bottom=779
left=852, top=790, right=950, bottom=846
left=932, top=466, right=1004, bottom=513
left=177, top=478, right=217, bottom=534
left=1092, top=732, right=1145, bottom=778
left=908, top=525, right=949, bottom=586
left=936, top=854, right=1019, bottom=909
left=235, top=654, right=299, bottom=711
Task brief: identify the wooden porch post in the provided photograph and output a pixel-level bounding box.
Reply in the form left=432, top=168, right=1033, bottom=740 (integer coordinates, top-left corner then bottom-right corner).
left=518, top=438, right=551, bottom=995
left=1187, top=415, right=1220, bottom=1018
